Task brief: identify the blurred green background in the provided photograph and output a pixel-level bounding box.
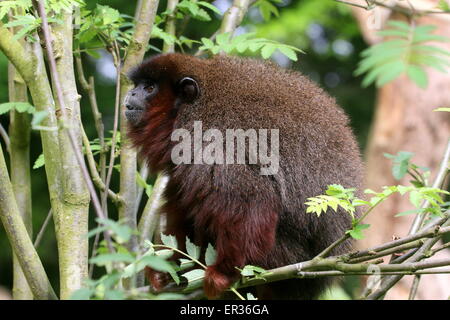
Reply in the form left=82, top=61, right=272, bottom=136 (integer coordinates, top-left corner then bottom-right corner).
left=0, top=0, right=375, bottom=298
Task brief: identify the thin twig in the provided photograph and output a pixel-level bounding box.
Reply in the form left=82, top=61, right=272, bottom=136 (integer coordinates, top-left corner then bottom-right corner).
left=430, top=241, right=450, bottom=255
left=348, top=240, right=423, bottom=264
left=0, top=123, right=10, bottom=153
left=335, top=0, right=450, bottom=16
left=81, top=128, right=121, bottom=204
left=101, top=42, right=122, bottom=215
left=408, top=275, right=421, bottom=300
left=33, top=209, right=52, bottom=248
left=75, top=54, right=106, bottom=192
left=366, top=213, right=450, bottom=299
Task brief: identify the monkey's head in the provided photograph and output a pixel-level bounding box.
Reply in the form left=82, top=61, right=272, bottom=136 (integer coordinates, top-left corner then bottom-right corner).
left=124, top=53, right=209, bottom=171
left=125, top=54, right=202, bottom=127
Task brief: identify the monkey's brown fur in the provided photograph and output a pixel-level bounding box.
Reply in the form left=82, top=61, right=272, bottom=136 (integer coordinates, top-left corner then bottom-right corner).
left=127, top=53, right=363, bottom=299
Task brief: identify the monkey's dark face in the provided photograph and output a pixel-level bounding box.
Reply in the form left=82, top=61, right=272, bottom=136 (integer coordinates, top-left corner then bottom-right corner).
left=125, top=58, right=200, bottom=127
left=124, top=80, right=159, bottom=125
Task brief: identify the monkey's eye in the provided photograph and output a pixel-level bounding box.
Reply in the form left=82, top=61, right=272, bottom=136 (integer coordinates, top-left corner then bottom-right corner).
left=143, top=82, right=155, bottom=93
left=178, top=77, right=199, bottom=102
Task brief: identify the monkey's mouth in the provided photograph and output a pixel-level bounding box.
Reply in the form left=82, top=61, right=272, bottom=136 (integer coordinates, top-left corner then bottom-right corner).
left=125, top=103, right=144, bottom=126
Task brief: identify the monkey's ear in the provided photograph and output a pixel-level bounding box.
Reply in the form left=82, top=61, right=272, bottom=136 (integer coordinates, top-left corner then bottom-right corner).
left=177, top=77, right=199, bottom=102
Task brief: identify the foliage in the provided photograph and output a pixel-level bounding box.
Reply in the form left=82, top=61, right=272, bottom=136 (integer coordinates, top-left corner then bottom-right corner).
left=0, top=102, right=34, bottom=114
left=1, top=0, right=84, bottom=40
left=71, top=218, right=271, bottom=300
left=305, top=156, right=450, bottom=240
left=199, top=32, right=303, bottom=61
left=76, top=4, right=134, bottom=55
left=253, top=0, right=282, bottom=21
left=384, top=151, right=430, bottom=186
left=355, top=21, right=450, bottom=88
left=254, top=0, right=357, bottom=48
left=175, top=0, right=222, bottom=22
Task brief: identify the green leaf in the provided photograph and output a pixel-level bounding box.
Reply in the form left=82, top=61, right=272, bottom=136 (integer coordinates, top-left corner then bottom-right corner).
left=376, top=62, right=406, bottom=87
left=178, top=0, right=200, bottom=16
left=0, top=102, right=34, bottom=115
left=261, top=44, right=276, bottom=59
left=0, top=103, right=14, bottom=115
left=182, top=269, right=205, bottom=290
left=179, top=258, right=195, bottom=270
left=438, top=0, right=450, bottom=11
left=197, top=1, right=222, bottom=15
left=161, top=233, right=178, bottom=248
left=409, top=190, right=422, bottom=208
left=186, top=237, right=201, bottom=260
left=434, top=107, right=450, bottom=112
left=33, top=154, right=45, bottom=169
left=395, top=208, right=424, bottom=217
left=78, top=28, right=98, bottom=43
left=384, top=151, right=414, bottom=180
left=407, top=65, right=428, bottom=89
left=31, top=111, right=49, bottom=127
left=70, top=288, right=94, bottom=300
left=278, top=46, right=298, bottom=61
left=141, top=255, right=176, bottom=273
left=96, top=218, right=132, bottom=244
left=216, top=32, right=231, bottom=46
left=89, top=253, right=135, bottom=266
left=357, top=21, right=450, bottom=89
left=193, top=8, right=211, bottom=21
left=104, top=289, right=125, bottom=300
left=386, top=20, right=411, bottom=31
left=99, top=5, right=120, bottom=25
left=247, top=292, right=257, bottom=300
left=347, top=224, right=370, bottom=240
left=205, top=243, right=217, bottom=266
left=200, top=37, right=214, bottom=49
left=257, top=0, right=279, bottom=21
left=16, top=102, right=34, bottom=113
left=240, top=265, right=267, bottom=277
left=136, top=171, right=148, bottom=189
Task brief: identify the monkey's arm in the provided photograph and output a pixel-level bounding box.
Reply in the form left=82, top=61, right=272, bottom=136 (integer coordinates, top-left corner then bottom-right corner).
left=200, top=172, right=281, bottom=298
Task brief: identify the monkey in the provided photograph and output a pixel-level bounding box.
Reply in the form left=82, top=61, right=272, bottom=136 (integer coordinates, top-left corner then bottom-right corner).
left=124, top=53, right=363, bottom=299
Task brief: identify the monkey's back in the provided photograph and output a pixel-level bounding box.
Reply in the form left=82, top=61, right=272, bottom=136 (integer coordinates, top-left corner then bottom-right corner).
left=167, top=54, right=364, bottom=299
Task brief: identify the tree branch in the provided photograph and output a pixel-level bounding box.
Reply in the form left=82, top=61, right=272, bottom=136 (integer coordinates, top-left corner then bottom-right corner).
left=8, top=36, right=33, bottom=299
left=0, top=123, right=10, bottom=153
left=138, top=174, right=169, bottom=244
left=219, top=0, right=251, bottom=34
left=0, top=144, right=57, bottom=300
left=81, top=128, right=121, bottom=204
left=118, top=0, right=160, bottom=256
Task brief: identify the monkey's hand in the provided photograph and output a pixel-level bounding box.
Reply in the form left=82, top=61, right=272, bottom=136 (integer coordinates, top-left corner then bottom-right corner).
left=145, top=267, right=171, bottom=292
left=204, top=266, right=236, bottom=299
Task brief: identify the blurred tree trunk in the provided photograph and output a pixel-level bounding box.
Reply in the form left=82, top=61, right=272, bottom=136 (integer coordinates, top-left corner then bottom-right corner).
left=8, top=63, right=33, bottom=300
left=351, top=1, right=450, bottom=299
left=7, top=10, right=33, bottom=301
